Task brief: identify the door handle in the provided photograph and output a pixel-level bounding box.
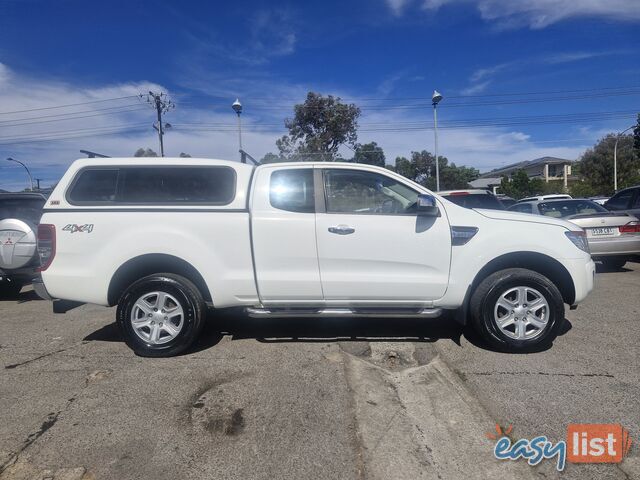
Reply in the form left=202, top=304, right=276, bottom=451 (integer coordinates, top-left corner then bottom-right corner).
left=328, top=225, right=355, bottom=235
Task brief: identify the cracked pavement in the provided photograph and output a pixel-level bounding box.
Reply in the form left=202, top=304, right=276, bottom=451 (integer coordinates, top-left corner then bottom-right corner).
left=0, top=261, right=638, bottom=479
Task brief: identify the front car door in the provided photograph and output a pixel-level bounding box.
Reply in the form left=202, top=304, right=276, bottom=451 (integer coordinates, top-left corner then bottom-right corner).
left=314, top=166, right=451, bottom=305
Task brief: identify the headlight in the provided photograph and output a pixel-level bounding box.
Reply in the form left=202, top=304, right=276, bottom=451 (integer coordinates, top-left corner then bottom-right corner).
left=565, top=230, right=590, bottom=254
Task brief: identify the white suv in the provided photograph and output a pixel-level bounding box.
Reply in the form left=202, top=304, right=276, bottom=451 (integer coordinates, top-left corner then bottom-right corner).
left=36, top=158, right=595, bottom=356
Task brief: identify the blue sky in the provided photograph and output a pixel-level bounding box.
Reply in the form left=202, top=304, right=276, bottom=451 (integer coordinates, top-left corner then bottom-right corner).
left=0, top=0, right=639, bottom=190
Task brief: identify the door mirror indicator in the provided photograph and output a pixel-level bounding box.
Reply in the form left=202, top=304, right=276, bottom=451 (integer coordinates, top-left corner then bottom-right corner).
left=416, top=194, right=440, bottom=217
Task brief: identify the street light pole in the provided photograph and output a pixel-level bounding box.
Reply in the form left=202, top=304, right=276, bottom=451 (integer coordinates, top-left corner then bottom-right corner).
left=6, top=157, right=34, bottom=191
left=432, top=90, right=443, bottom=192
left=232, top=98, right=243, bottom=161
left=614, top=125, right=634, bottom=192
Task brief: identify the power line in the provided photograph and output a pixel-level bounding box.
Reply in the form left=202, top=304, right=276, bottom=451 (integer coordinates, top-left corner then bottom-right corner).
left=0, top=106, right=148, bottom=128
left=0, top=123, right=150, bottom=141
left=0, top=95, right=141, bottom=115
left=0, top=103, right=145, bottom=124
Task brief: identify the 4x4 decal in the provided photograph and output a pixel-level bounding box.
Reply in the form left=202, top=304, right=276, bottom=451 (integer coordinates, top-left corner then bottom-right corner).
left=62, top=224, right=94, bottom=234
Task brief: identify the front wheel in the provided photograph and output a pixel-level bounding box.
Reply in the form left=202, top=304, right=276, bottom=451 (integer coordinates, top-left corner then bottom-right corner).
left=116, top=273, right=206, bottom=357
left=470, top=268, right=565, bottom=352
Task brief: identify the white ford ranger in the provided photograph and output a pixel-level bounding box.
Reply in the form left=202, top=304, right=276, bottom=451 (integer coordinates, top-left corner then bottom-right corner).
left=35, top=158, right=595, bottom=356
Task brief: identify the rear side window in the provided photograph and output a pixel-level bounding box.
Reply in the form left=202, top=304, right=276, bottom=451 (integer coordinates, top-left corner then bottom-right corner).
left=269, top=169, right=314, bottom=213
left=68, top=166, right=236, bottom=205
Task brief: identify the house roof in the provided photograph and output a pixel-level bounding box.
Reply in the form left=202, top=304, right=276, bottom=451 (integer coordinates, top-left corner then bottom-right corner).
left=479, top=156, right=573, bottom=178
left=469, top=177, right=501, bottom=189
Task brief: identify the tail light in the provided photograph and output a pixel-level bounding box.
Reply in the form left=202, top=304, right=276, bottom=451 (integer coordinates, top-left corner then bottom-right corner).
left=619, top=222, right=640, bottom=234
left=37, top=224, right=56, bottom=272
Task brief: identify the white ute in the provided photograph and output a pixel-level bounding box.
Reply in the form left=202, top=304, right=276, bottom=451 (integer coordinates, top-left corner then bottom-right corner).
left=36, top=158, right=595, bottom=356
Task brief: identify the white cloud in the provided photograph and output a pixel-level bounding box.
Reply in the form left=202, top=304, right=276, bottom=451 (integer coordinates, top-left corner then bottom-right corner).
left=0, top=61, right=618, bottom=191
left=389, top=0, right=640, bottom=28
left=386, top=0, right=411, bottom=16
left=460, top=80, right=491, bottom=95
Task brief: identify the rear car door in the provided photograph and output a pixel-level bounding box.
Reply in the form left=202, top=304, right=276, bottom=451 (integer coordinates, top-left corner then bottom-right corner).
left=314, top=167, right=451, bottom=303
left=250, top=166, right=323, bottom=303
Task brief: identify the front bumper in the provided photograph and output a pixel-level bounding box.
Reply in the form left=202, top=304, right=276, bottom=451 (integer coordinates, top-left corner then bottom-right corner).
left=562, top=257, right=595, bottom=305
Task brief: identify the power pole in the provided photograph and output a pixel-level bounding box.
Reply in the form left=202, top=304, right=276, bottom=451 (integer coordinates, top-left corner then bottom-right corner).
left=141, top=92, right=174, bottom=157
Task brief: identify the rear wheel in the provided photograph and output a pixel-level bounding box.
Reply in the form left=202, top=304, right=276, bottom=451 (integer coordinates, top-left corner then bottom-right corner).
left=600, top=257, right=626, bottom=271
left=470, top=268, right=565, bottom=352
left=116, top=273, right=206, bottom=357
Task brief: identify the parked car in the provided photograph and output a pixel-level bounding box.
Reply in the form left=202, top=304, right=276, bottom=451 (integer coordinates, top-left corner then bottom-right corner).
left=508, top=198, right=640, bottom=269
left=0, top=193, right=47, bottom=296
left=496, top=194, right=516, bottom=208
left=438, top=189, right=504, bottom=210
left=36, top=158, right=594, bottom=356
left=517, top=194, right=572, bottom=203
left=604, top=185, right=640, bottom=218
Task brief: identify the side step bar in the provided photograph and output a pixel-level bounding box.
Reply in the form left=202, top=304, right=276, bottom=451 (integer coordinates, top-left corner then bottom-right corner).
left=246, top=307, right=443, bottom=319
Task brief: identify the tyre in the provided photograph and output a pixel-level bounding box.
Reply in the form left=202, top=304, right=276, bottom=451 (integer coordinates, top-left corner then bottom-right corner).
left=0, top=280, right=23, bottom=299
left=116, top=273, right=206, bottom=357
left=470, top=268, right=565, bottom=352
left=600, top=257, right=626, bottom=271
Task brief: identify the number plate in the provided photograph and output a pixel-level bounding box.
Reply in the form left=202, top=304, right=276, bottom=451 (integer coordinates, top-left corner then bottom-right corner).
left=589, top=227, right=615, bottom=237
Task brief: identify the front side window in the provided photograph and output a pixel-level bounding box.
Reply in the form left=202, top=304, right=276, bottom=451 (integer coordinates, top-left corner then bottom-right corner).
left=323, top=169, right=418, bottom=214
left=269, top=169, right=314, bottom=213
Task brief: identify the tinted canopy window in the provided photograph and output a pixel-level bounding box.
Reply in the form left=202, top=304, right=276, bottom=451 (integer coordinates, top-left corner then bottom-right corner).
left=68, top=166, right=236, bottom=205
left=270, top=169, right=314, bottom=213
left=118, top=167, right=235, bottom=204
left=68, top=169, right=118, bottom=203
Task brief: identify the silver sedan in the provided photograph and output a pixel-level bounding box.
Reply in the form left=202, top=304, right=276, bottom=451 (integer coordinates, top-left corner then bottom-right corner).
left=508, top=198, right=640, bottom=269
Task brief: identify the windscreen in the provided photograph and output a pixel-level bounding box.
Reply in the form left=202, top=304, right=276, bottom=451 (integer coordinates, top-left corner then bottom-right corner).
left=0, top=198, right=45, bottom=223
left=538, top=200, right=607, bottom=218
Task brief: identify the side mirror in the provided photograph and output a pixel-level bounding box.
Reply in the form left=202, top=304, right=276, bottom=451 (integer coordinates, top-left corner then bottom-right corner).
left=416, top=194, right=440, bottom=216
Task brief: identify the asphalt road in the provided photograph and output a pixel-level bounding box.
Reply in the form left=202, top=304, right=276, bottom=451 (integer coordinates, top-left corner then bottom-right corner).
left=0, top=261, right=638, bottom=480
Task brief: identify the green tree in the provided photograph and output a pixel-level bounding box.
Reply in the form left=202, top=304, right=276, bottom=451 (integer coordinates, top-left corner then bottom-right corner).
left=440, top=162, right=480, bottom=189
left=276, top=92, right=361, bottom=161
left=352, top=141, right=385, bottom=167
left=134, top=148, right=158, bottom=157
left=393, top=151, right=478, bottom=190
left=578, top=134, right=640, bottom=195
left=260, top=152, right=285, bottom=164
